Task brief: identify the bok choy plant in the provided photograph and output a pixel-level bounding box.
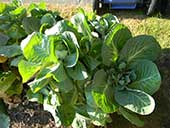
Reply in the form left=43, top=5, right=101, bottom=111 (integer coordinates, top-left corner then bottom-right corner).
left=18, top=9, right=161, bottom=127
left=0, top=1, right=62, bottom=127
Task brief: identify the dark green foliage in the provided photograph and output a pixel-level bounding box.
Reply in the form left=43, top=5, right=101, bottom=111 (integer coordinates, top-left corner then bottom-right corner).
left=0, top=1, right=62, bottom=127
left=18, top=8, right=161, bottom=128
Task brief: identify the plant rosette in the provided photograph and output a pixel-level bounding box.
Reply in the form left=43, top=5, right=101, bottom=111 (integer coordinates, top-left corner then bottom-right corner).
left=18, top=9, right=161, bottom=128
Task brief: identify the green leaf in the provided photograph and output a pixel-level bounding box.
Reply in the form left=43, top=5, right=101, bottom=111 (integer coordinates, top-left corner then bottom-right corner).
left=51, top=63, right=67, bottom=82
left=119, top=35, right=161, bottom=63
left=119, top=106, right=144, bottom=127
left=45, top=20, right=77, bottom=35
left=0, top=44, right=22, bottom=58
left=129, top=59, right=161, bottom=95
left=57, top=78, right=74, bottom=93
left=62, top=31, right=79, bottom=67
left=27, top=89, right=43, bottom=104
left=102, top=24, right=132, bottom=65
left=102, top=43, right=117, bottom=66
left=67, top=62, right=88, bottom=80
left=84, top=56, right=101, bottom=71
left=115, top=88, right=155, bottom=115
left=93, top=69, right=107, bottom=86
left=60, top=87, right=78, bottom=104
left=10, top=6, right=26, bottom=16
left=90, top=16, right=108, bottom=37
left=71, top=13, right=92, bottom=40
left=41, top=13, right=56, bottom=27
left=21, top=33, right=58, bottom=63
left=6, top=81, right=23, bottom=96
left=18, top=60, right=41, bottom=83
left=0, top=100, right=10, bottom=128
left=0, top=33, right=9, bottom=46
left=57, top=104, right=76, bottom=126
left=10, top=55, right=24, bottom=67
left=7, top=25, right=26, bottom=39
left=75, top=105, right=89, bottom=118
left=87, top=106, right=111, bottom=126
left=22, top=17, right=41, bottom=34
left=92, top=70, right=118, bottom=113
left=0, top=3, right=7, bottom=13
left=0, top=71, right=16, bottom=94
left=102, top=13, right=119, bottom=27
left=29, top=77, right=50, bottom=93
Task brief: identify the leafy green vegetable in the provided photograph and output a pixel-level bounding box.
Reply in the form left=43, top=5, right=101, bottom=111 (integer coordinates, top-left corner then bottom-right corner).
left=0, top=1, right=63, bottom=127
left=0, top=2, right=162, bottom=127
left=18, top=9, right=161, bottom=127
left=0, top=100, right=10, bottom=128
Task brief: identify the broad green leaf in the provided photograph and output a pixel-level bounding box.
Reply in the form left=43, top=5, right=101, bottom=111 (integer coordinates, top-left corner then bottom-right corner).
left=102, top=24, right=132, bottom=65
left=0, top=3, right=7, bottom=13
left=92, top=70, right=118, bottom=113
left=119, top=35, right=161, bottom=63
left=29, top=77, right=50, bottom=93
left=102, top=13, right=119, bottom=26
left=27, top=89, right=43, bottom=104
left=10, top=55, right=24, bottom=67
left=75, top=105, right=90, bottom=118
left=0, top=33, right=9, bottom=46
left=111, top=24, right=132, bottom=51
left=0, top=44, right=22, bottom=58
left=61, top=91, right=77, bottom=106
left=92, top=86, right=118, bottom=113
left=85, top=86, right=97, bottom=108
left=22, top=17, right=41, bottom=34
left=57, top=104, right=76, bottom=126
left=6, top=81, right=23, bottom=96
left=129, top=59, right=161, bottom=95
left=115, top=88, right=155, bottom=115
left=67, top=62, right=88, bottom=80
left=0, top=113, right=10, bottom=128
left=90, top=16, right=109, bottom=37
left=7, top=25, right=26, bottom=39
left=45, top=20, right=76, bottom=35
left=71, top=13, right=92, bottom=40
left=57, top=78, right=74, bottom=93
left=119, top=106, right=144, bottom=127
left=102, top=43, right=117, bottom=66
left=10, top=6, right=26, bottom=16
left=84, top=56, right=100, bottom=71
left=41, top=13, right=56, bottom=27
left=21, top=33, right=58, bottom=63
left=62, top=31, right=79, bottom=67
left=18, top=60, right=41, bottom=83
left=0, top=100, right=10, bottom=128
left=51, top=63, right=67, bottom=82
left=0, top=71, right=16, bottom=94
left=87, top=106, right=111, bottom=126
left=93, top=69, right=107, bottom=86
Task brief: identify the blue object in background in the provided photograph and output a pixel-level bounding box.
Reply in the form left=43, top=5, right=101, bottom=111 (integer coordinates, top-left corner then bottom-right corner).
left=103, top=0, right=138, bottom=9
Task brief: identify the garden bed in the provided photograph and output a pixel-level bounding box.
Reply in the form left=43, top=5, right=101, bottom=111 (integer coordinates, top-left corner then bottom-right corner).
left=1, top=2, right=170, bottom=128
